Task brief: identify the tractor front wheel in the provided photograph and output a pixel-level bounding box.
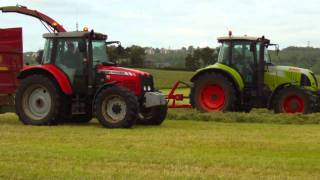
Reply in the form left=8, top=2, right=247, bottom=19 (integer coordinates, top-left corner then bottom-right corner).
left=94, top=86, right=138, bottom=128
left=274, top=86, right=313, bottom=114
left=137, top=105, right=168, bottom=125
left=190, top=72, right=237, bottom=112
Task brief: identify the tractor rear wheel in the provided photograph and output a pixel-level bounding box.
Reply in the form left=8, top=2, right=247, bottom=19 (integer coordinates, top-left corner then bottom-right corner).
left=190, top=72, right=237, bottom=112
left=15, top=75, right=61, bottom=125
left=94, top=86, right=138, bottom=128
left=137, top=105, right=168, bottom=125
left=274, top=86, right=313, bottom=114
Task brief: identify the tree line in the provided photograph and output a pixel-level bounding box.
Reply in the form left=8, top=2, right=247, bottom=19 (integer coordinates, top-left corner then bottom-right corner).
left=24, top=45, right=320, bottom=74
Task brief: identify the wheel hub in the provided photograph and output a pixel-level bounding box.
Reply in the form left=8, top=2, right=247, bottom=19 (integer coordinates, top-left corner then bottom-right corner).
left=112, top=104, right=122, bottom=114
left=23, top=86, right=52, bottom=120
left=283, top=95, right=304, bottom=113
left=211, top=95, right=218, bottom=101
left=199, top=84, right=226, bottom=111
left=102, top=96, right=127, bottom=123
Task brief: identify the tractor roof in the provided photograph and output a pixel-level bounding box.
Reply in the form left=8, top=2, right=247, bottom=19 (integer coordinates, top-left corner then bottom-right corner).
left=43, top=31, right=107, bottom=40
left=218, top=36, right=270, bottom=42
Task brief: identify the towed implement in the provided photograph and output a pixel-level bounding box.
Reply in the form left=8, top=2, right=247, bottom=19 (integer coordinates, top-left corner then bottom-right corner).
left=0, top=5, right=167, bottom=128
left=168, top=32, right=320, bottom=114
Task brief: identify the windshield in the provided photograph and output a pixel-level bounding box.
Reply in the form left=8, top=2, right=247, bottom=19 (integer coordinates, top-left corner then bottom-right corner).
left=217, top=42, right=230, bottom=64
left=92, top=40, right=110, bottom=66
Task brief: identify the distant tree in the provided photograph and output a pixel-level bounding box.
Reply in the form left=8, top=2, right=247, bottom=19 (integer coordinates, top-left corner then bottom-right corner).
left=183, top=46, right=219, bottom=70
left=185, top=53, right=201, bottom=71
left=126, top=45, right=146, bottom=67
left=187, top=46, right=194, bottom=54
left=106, top=45, right=119, bottom=63
left=193, top=49, right=202, bottom=60
left=200, top=47, right=217, bottom=65
left=155, top=48, right=161, bottom=54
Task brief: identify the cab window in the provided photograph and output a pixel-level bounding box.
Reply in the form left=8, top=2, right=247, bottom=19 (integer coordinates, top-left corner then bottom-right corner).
left=55, top=38, right=86, bottom=84
left=231, top=42, right=255, bottom=83
left=42, top=39, right=53, bottom=64
left=217, top=42, right=230, bottom=65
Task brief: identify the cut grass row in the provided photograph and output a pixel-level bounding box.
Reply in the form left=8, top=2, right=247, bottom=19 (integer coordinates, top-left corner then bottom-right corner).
left=168, top=109, right=320, bottom=124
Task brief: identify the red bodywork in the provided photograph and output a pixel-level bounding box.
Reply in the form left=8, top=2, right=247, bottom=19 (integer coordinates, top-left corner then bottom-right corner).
left=19, top=65, right=73, bottom=95
left=97, top=65, right=151, bottom=96
left=0, top=5, right=156, bottom=101
left=0, top=28, right=23, bottom=94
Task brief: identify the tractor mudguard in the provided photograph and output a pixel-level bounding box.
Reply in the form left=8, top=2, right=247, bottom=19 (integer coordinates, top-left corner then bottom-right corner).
left=93, top=81, right=118, bottom=103
left=92, top=81, right=118, bottom=113
left=17, top=64, right=73, bottom=95
left=191, top=63, right=245, bottom=91
left=267, top=83, right=291, bottom=109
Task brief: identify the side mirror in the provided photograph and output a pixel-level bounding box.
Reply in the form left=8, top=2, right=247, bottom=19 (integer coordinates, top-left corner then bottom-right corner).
left=78, top=41, right=86, bottom=52
left=36, top=50, right=44, bottom=64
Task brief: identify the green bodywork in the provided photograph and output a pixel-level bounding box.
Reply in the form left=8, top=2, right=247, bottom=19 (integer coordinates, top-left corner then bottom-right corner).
left=194, top=63, right=245, bottom=90
left=193, top=63, right=319, bottom=93
left=265, top=65, right=318, bottom=92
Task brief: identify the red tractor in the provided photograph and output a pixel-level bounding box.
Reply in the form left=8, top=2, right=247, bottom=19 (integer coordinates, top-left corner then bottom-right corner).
left=0, top=5, right=167, bottom=128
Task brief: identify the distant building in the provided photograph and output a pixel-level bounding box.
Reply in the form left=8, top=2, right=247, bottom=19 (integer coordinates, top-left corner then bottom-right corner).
left=160, top=48, right=170, bottom=54
left=145, top=47, right=155, bottom=55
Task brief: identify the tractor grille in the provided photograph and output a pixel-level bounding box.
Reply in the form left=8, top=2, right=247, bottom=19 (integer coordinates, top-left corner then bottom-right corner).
left=140, top=75, right=155, bottom=92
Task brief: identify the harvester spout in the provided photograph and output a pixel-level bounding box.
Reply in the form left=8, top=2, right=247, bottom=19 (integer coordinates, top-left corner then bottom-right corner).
left=0, top=5, right=66, bottom=33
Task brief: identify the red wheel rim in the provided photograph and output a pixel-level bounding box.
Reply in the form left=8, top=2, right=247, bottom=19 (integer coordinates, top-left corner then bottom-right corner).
left=199, top=84, right=226, bottom=111
left=282, top=95, right=305, bottom=113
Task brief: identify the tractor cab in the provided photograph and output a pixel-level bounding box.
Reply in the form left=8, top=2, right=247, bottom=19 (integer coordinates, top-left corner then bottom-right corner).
left=41, top=31, right=110, bottom=94
left=217, top=35, right=272, bottom=88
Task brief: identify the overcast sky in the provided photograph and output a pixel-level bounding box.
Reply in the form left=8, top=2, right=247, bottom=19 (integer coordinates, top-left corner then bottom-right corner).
left=1, top=0, right=320, bottom=52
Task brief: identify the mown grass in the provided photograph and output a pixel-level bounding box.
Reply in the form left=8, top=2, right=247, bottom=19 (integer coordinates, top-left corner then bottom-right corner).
left=1, top=68, right=320, bottom=179
left=160, top=86, right=320, bottom=125
left=168, top=109, right=320, bottom=124
left=1, top=113, right=320, bottom=179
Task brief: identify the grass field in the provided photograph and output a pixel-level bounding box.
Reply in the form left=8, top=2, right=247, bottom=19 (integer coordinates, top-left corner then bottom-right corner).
left=1, top=113, right=320, bottom=179
left=1, top=68, right=320, bottom=179
left=138, top=68, right=194, bottom=89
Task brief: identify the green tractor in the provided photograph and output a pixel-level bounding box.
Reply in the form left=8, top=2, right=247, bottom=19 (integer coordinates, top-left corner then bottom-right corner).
left=190, top=34, right=319, bottom=113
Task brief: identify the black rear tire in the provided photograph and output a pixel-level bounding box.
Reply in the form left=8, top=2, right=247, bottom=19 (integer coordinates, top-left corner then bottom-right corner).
left=137, top=105, right=168, bottom=125
left=190, top=72, right=237, bottom=112
left=273, top=86, right=313, bottom=114
left=94, top=86, right=138, bottom=128
left=15, top=75, right=61, bottom=125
